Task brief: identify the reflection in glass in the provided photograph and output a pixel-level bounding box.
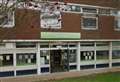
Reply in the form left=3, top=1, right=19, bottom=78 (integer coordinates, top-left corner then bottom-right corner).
left=0, top=54, right=13, bottom=67
left=69, top=50, right=77, bottom=63
left=40, top=50, right=50, bottom=65
left=112, top=50, right=120, bottom=59
left=16, top=53, right=36, bottom=66
left=96, top=51, right=109, bottom=60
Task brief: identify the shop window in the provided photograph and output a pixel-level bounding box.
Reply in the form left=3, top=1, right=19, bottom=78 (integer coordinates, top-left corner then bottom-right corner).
left=112, top=50, right=120, bottom=59
left=0, top=54, right=13, bottom=67
left=16, top=53, right=36, bottom=66
left=112, top=42, right=120, bottom=59
left=69, top=50, right=77, bottom=63
left=0, top=12, right=14, bottom=28
left=40, top=50, right=50, bottom=65
left=16, top=42, right=36, bottom=48
left=96, top=51, right=109, bottom=60
left=81, top=51, right=94, bottom=61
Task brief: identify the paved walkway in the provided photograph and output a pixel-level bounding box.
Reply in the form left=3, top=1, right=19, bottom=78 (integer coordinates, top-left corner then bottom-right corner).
left=0, top=67, right=120, bottom=82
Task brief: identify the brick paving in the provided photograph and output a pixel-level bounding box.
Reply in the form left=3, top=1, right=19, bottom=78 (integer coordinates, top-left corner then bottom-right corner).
left=0, top=67, right=120, bottom=82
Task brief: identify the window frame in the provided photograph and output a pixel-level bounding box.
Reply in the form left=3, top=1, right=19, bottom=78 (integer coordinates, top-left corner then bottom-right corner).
left=16, top=42, right=36, bottom=48
left=99, top=8, right=111, bottom=16
left=0, top=54, right=13, bottom=67
left=16, top=53, right=36, bottom=66
left=82, top=7, right=98, bottom=14
left=114, top=16, right=120, bottom=31
left=81, top=15, right=98, bottom=30
left=0, top=12, right=15, bottom=28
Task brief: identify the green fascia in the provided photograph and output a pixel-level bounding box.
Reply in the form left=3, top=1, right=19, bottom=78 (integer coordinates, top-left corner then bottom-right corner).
left=41, top=32, right=81, bottom=40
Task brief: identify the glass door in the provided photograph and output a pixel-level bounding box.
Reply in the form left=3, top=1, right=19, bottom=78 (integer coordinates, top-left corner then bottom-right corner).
left=50, top=49, right=69, bottom=73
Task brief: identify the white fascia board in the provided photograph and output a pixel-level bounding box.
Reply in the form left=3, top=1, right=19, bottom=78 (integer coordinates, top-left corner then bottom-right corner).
left=1, top=39, right=120, bottom=43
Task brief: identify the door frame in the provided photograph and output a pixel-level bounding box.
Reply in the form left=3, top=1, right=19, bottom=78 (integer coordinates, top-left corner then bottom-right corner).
left=50, top=49, right=70, bottom=73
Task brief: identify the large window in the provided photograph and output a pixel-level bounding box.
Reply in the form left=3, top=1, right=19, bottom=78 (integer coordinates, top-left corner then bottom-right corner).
left=81, top=15, right=98, bottom=30
left=112, top=41, right=120, bottom=67
left=0, top=54, right=13, bottom=67
left=40, top=50, right=50, bottom=65
left=112, top=42, right=120, bottom=59
left=113, top=10, right=120, bottom=30
left=16, top=53, right=36, bottom=66
left=0, top=12, right=14, bottom=27
left=112, top=50, right=120, bottom=59
left=96, top=51, right=109, bottom=60
left=115, top=16, right=120, bottom=30
left=69, top=50, right=77, bottom=63
left=96, top=42, right=109, bottom=60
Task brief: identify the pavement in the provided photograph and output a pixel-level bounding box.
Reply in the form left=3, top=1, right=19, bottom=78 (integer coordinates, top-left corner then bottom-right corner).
left=0, top=67, right=120, bottom=82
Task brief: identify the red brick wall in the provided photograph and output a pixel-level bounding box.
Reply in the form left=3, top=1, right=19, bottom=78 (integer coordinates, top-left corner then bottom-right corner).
left=15, top=9, right=40, bottom=39
left=0, top=8, right=120, bottom=40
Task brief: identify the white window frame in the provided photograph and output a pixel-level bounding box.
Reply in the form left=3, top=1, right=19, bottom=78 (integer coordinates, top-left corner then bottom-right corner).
left=81, top=15, right=98, bottom=30
left=0, top=12, right=15, bottom=28
left=114, top=16, right=120, bottom=31
left=99, top=8, right=111, bottom=16
left=110, top=9, right=118, bottom=16
left=114, top=11, right=120, bottom=31
left=82, top=7, right=98, bottom=14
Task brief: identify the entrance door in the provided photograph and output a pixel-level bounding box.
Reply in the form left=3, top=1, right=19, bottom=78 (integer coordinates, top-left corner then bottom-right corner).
left=50, top=50, right=63, bottom=73
left=50, top=50, right=69, bottom=73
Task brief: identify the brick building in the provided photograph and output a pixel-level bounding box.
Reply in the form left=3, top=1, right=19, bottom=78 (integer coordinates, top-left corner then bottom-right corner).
left=0, top=0, right=120, bottom=77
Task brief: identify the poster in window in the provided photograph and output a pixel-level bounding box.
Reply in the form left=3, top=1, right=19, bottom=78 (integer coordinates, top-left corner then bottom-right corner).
left=6, top=55, right=10, bottom=60
left=0, top=56, right=3, bottom=60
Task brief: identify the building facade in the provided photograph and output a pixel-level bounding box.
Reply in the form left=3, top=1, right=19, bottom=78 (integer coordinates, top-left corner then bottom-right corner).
left=0, top=0, right=120, bottom=77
